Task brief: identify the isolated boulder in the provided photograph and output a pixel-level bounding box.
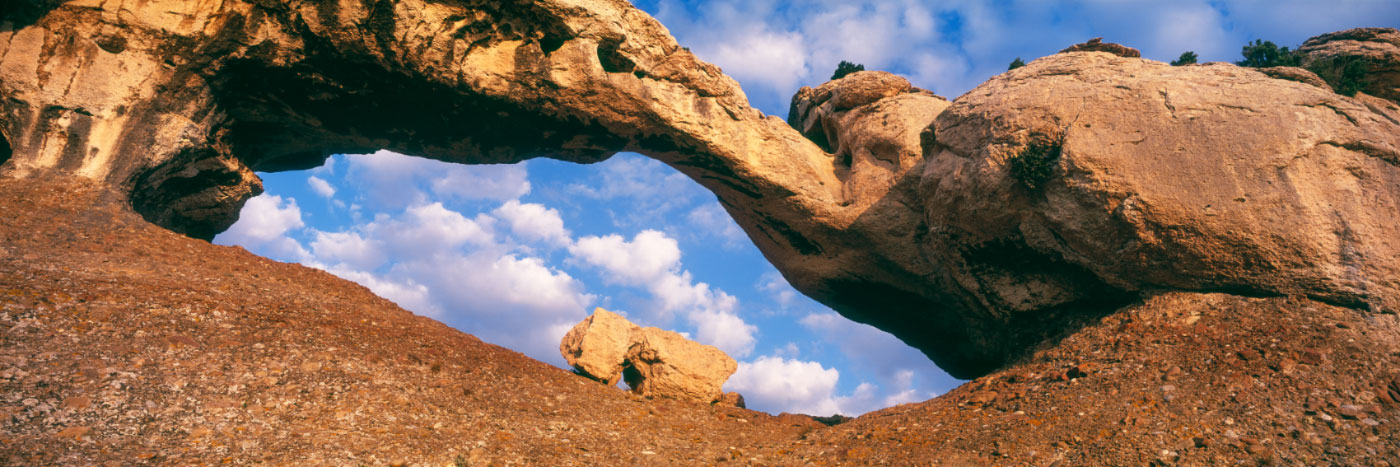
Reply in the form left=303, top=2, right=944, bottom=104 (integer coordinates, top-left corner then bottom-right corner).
left=1299, top=27, right=1400, bottom=102
left=624, top=328, right=737, bottom=403
left=561, top=309, right=737, bottom=403
left=560, top=308, right=638, bottom=386
left=717, top=392, right=747, bottom=408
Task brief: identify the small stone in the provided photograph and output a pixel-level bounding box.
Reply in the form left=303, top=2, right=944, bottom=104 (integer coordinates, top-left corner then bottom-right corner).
left=1067, top=363, right=1094, bottom=379
left=56, top=426, right=91, bottom=440
left=1272, top=358, right=1297, bottom=373
left=1163, top=366, right=1184, bottom=381
left=1305, top=396, right=1324, bottom=412
left=1299, top=349, right=1325, bottom=365
left=716, top=392, right=746, bottom=409
left=61, top=395, right=91, bottom=410
left=165, top=334, right=199, bottom=348
left=1193, top=437, right=1209, bottom=448
left=1362, top=418, right=1380, bottom=426
left=1337, top=405, right=1363, bottom=419
left=1237, top=349, right=1261, bottom=361
left=966, top=390, right=999, bottom=407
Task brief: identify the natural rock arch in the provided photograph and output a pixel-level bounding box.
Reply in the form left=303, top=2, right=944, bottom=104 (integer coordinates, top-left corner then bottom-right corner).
left=3, top=1, right=1399, bottom=379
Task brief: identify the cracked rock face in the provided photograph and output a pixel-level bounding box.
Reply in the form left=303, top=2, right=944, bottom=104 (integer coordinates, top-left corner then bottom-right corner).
left=2, top=2, right=1398, bottom=378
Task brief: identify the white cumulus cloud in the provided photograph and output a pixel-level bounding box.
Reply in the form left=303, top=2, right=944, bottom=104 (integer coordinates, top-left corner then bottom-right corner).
left=307, top=175, right=336, bottom=198
left=493, top=200, right=571, bottom=247
left=215, top=194, right=310, bottom=261
left=725, top=356, right=842, bottom=415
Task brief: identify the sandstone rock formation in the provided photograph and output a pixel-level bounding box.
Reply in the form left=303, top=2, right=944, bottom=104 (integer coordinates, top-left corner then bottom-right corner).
left=560, top=308, right=737, bottom=403
left=1257, top=66, right=1333, bottom=90
left=717, top=391, right=746, bottom=409
left=559, top=308, right=636, bottom=386
left=1058, top=37, right=1141, bottom=58
left=623, top=327, right=737, bottom=404
left=1300, top=27, right=1400, bottom=102
left=2, top=2, right=1400, bottom=379
left=920, top=52, right=1400, bottom=364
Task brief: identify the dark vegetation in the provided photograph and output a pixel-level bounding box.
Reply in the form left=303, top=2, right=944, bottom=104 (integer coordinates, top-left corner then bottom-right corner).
left=1008, top=57, right=1026, bottom=70
left=1236, top=39, right=1302, bottom=67
left=1235, top=38, right=1369, bottom=97
left=831, top=61, right=865, bottom=80
left=1008, top=137, right=1062, bottom=190
left=1170, top=51, right=1198, bottom=66
left=1308, top=55, right=1370, bottom=96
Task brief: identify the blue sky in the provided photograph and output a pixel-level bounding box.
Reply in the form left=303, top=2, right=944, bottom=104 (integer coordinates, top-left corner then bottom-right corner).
left=214, top=1, right=1400, bottom=416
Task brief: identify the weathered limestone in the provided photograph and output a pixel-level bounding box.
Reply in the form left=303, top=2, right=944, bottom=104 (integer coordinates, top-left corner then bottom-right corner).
left=560, top=308, right=737, bottom=403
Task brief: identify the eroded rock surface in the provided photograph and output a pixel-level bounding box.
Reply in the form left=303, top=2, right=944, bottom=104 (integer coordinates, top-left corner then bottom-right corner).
left=920, top=52, right=1400, bottom=368
left=560, top=308, right=637, bottom=386
left=561, top=308, right=737, bottom=403
left=624, top=328, right=737, bottom=404
left=1300, top=27, right=1400, bottom=102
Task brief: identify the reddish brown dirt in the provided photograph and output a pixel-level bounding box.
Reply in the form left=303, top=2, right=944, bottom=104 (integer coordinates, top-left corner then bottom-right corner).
left=2, top=176, right=1398, bottom=466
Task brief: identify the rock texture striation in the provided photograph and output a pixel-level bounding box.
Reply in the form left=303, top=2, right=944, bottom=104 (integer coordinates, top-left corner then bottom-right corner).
left=560, top=308, right=737, bottom=403
left=2, top=2, right=1400, bottom=378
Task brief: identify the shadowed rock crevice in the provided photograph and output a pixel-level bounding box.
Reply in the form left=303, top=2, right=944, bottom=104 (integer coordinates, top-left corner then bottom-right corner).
left=0, top=130, right=10, bottom=168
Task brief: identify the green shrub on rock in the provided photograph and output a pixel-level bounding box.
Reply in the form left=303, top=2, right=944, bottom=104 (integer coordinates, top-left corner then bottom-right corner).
left=831, top=61, right=865, bottom=80
left=1008, top=137, right=1062, bottom=190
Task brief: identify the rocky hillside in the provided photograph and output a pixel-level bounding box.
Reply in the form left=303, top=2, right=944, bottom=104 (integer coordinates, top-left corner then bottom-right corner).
left=2, top=1, right=1400, bottom=464
left=3, top=176, right=1397, bottom=465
